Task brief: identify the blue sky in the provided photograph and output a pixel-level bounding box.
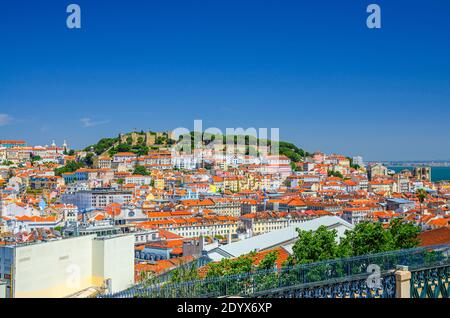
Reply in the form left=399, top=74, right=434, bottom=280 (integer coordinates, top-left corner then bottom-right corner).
left=0, top=0, right=449, bottom=161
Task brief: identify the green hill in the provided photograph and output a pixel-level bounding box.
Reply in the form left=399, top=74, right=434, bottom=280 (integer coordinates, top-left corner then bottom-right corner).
left=83, top=131, right=310, bottom=164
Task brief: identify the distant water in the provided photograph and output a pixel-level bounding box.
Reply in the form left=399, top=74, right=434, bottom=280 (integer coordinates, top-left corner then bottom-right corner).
left=388, top=166, right=450, bottom=182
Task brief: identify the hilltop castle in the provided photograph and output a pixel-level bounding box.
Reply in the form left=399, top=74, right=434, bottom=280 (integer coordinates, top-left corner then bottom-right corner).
left=118, top=131, right=175, bottom=147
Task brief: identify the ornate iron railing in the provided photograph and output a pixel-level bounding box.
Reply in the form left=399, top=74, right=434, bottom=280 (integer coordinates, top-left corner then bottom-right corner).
left=100, top=244, right=450, bottom=298
left=411, top=265, right=450, bottom=298
left=253, top=272, right=397, bottom=298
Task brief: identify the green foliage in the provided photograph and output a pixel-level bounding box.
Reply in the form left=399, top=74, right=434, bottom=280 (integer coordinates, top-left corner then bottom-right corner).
left=169, top=262, right=199, bottom=284
left=347, top=157, right=361, bottom=170
left=206, top=253, right=255, bottom=278
left=108, top=142, right=149, bottom=157
left=26, top=187, right=43, bottom=194
left=270, top=141, right=309, bottom=162
left=203, top=250, right=278, bottom=283
left=327, top=170, right=344, bottom=178
left=31, top=155, right=41, bottom=162
left=257, top=251, right=279, bottom=270
left=133, top=165, right=150, bottom=176
left=109, top=143, right=131, bottom=155
left=389, top=218, right=420, bottom=249
left=416, top=189, right=428, bottom=214
left=340, top=222, right=394, bottom=256
left=139, top=271, right=160, bottom=288
left=54, top=161, right=85, bottom=176
left=82, top=152, right=94, bottom=167
left=155, top=136, right=166, bottom=145
left=133, top=144, right=150, bottom=156
left=289, top=220, right=420, bottom=265
left=63, top=149, right=75, bottom=156
left=84, top=137, right=119, bottom=155
left=290, top=162, right=297, bottom=171
left=290, top=226, right=342, bottom=265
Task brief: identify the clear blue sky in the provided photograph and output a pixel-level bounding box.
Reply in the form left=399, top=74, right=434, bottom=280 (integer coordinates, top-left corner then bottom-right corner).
left=0, top=0, right=449, bottom=161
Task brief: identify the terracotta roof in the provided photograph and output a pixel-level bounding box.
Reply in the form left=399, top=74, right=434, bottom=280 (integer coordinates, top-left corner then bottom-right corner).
left=158, top=229, right=183, bottom=240
left=419, top=227, right=450, bottom=247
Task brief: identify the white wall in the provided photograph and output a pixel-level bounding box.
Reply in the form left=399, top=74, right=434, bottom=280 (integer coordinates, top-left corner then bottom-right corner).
left=0, top=280, right=7, bottom=298
left=12, top=234, right=135, bottom=298
left=13, top=235, right=95, bottom=298
left=92, top=235, right=135, bottom=294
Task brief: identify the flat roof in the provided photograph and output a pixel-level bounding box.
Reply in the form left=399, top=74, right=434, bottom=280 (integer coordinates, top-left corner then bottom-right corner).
left=386, top=198, right=414, bottom=204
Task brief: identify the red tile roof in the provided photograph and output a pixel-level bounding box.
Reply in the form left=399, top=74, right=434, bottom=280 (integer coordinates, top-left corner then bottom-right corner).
left=419, top=227, right=450, bottom=247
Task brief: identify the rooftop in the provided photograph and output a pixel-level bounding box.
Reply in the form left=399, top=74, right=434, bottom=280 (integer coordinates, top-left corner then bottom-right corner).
left=207, top=216, right=353, bottom=261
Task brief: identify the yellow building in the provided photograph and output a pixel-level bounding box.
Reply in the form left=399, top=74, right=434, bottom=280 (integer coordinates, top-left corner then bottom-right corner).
left=154, top=178, right=165, bottom=190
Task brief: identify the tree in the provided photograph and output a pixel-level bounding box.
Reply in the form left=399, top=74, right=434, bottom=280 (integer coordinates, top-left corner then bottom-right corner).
left=327, top=170, right=344, bottom=179
left=134, top=144, right=149, bottom=156
left=54, top=160, right=84, bottom=176
left=340, top=222, right=394, bottom=256
left=83, top=152, right=94, bottom=167
left=115, top=143, right=132, bottom=153
left=389, top=218, right=420, bottom=249
left=155, top=136, right=166, bottom=145
left=206, top=253, right=255, bottom=278
left=288, top=220, right=421, bottom=265
left=31, top=155, right=41, bottom=164
left=139, top=270, right=159, bottom=288
left=257, top=251, right=279, bottom=270
left=289, top=226, right=341, bottom=265
left=416, top=188, right=428, bottom=215
left=278, top=141, right=307, bottom=163
left=133, top=165, right=150, bottom=176
left=169, top=261, right=199, bottom=284
left=290, top=162, right=297, bottom=171
left=85, top=137, right=119, bottom=155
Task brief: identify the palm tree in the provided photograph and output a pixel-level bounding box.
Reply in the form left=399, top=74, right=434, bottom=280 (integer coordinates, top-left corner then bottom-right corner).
left=416, top=188, right=428, bottom=216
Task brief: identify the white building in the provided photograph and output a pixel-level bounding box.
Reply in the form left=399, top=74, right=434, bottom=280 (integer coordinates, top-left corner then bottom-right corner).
left=61, top=189, right=133, bottom=210
left=124, top=174, right=152, bottom=186
left=352, top=156, right=364, bottom=167
left=0, top=234, right=134, bottom=298
left=342, top=207, right=372, bottom=225
left=171, top=154, right=199, bottom=170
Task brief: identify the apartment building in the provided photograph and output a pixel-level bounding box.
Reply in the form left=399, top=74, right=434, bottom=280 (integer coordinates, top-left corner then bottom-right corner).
left=61, top=188, right=133, bottom=209
left=0, top=234, right=134, bottom=298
